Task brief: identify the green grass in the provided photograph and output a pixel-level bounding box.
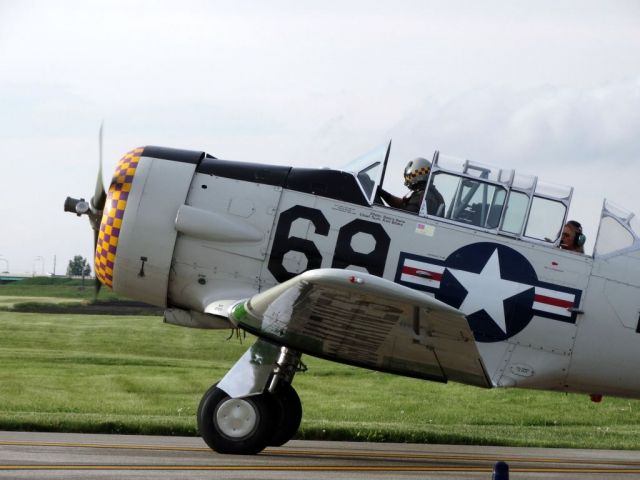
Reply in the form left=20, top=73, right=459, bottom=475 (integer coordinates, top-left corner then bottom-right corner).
left=0, top=297, right=85, bottom=308
left=0, top=276, right=120, bottom=300
left=1, top=311, right=640, bottom=449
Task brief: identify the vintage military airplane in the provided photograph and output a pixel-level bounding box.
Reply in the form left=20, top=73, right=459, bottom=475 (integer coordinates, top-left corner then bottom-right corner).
left=65, top=141, right=640, bottom=455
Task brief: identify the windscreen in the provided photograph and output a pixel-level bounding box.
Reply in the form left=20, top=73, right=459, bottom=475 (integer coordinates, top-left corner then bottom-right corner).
left=340, top=142, right=390, bottom=204
left=595, top=201, right=640, bottom=256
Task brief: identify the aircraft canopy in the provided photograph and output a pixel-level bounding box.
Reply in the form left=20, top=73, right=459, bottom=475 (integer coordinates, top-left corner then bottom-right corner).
left=595, top=200, right=640, bottom=256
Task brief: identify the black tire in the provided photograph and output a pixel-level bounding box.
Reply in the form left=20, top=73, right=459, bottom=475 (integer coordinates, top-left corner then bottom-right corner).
left=269, top=382, right=303, bottom=447
left=197, top=384, right=276, bottom=455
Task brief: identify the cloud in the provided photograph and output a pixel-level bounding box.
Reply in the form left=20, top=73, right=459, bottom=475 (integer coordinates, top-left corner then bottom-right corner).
left=388, top=78, right=640, bottom=167
left=2, top=1, right=640, bottom=271
left=381, top=79, right=640, bottom=251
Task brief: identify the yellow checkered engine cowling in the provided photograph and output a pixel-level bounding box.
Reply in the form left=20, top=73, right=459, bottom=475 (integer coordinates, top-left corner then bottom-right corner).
left=95, top=147, right=143, bottom=288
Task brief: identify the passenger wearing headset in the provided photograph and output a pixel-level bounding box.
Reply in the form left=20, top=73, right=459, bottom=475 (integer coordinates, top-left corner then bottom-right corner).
left=560, top=220, right=586, bottom=253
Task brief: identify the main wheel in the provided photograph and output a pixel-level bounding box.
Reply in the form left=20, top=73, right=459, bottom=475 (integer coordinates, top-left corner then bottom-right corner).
left=269, top=382, right=302, bottom=447
left=197, top=384, right=275, bottom=455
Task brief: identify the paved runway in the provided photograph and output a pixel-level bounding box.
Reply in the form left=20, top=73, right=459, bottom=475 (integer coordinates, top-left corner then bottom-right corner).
left=1, top=431, right=640, bottom=479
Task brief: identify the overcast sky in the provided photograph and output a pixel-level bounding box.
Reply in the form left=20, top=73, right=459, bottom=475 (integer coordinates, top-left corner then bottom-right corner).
left=1, top=0, right=639, bottom=274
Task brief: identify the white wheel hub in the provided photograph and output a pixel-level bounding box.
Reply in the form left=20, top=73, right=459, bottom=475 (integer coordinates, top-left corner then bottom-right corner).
left=215, top=398, right=257, bottom=438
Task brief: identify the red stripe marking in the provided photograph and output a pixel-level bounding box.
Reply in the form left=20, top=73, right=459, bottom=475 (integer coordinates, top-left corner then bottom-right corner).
left=534, top=294, right=574, bottom=309
left=402, top=266, right=442, bottom=281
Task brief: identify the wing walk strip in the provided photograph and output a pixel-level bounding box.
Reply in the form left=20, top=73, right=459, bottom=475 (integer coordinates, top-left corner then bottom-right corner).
left=1, top=441, right=640, bottom=471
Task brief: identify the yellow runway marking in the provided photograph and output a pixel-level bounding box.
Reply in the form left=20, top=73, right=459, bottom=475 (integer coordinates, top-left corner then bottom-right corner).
left=271, top=448, right=640, bottom=467
left=2, top=440, right=639, bottom=467
left=2, top=440, right=640, bottom=474
left=0, top=440, right=207, bottom=453
left=1, top=465, right=640, bottom=474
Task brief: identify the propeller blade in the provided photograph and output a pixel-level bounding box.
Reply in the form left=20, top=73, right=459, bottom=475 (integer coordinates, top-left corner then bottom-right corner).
left=93, top=227, right=102, bottom=299
left=92, top=122, right=107, bottom=211
left=64, top=122, right=108, bottom=294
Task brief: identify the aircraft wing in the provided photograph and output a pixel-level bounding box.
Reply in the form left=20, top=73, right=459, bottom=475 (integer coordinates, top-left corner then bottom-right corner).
left=231, top=268, right=490, bottom=388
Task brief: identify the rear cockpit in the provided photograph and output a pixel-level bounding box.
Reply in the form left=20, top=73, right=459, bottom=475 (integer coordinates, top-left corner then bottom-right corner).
left=420, top=152, right=573, bottom=248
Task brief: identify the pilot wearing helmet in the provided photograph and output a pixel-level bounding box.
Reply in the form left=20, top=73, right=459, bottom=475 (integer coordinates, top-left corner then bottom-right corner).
left=378, top=157, right=445, bottom=216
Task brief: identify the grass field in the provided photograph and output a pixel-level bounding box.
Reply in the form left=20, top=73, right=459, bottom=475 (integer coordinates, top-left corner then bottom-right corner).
left=1, top=310, right=640, bottom=449
left=0, top=296, right=85, bottom=309
left=0, top=277, right=119, bottom=301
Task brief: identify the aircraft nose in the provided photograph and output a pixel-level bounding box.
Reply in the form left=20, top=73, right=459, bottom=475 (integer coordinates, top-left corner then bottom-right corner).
left=94, top=147, right=144, bottom=288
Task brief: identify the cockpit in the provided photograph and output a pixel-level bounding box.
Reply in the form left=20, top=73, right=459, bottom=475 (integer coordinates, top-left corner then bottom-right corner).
left=343, top=144, right=640, bottom=257
left=425, top=152, right=573, bottom=247
left=346, top=145, right=573, bottom=248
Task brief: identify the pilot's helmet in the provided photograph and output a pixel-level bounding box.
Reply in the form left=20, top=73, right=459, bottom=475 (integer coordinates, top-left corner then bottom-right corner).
left=403, top=157, right=432, bottom=190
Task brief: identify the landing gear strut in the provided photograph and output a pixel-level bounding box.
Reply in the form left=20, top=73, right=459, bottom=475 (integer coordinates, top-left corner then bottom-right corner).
left=198, top=343, right=303, bottom=454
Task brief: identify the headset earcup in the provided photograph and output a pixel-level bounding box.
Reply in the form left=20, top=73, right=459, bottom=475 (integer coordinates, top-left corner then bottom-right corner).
left=576, top=233, right=586, bottom=247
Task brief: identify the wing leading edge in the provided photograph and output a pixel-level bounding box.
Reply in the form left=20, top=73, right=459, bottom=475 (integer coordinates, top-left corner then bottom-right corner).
left=231, top=268, right=490, bottom=388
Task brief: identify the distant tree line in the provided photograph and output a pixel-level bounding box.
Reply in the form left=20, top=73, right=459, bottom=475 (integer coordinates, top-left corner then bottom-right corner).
left=66, top=255, right=91, bottom=277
